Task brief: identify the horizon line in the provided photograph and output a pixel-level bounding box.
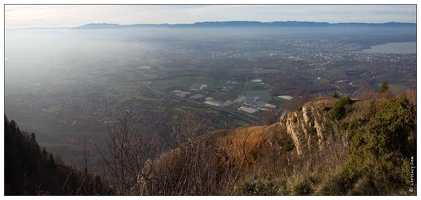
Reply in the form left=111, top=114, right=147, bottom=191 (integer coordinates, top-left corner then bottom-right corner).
left=6, top=20, right=416, bottom=30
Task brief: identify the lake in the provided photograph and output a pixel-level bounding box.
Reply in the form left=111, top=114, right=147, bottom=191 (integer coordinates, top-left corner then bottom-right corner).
left=357, top=42, right=416, bottom=54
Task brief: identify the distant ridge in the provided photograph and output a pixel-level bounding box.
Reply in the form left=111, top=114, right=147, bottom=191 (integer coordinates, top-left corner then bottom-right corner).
left=72, top=23, right=122, bottom=29
left=72, top=21, right=416, bottom=29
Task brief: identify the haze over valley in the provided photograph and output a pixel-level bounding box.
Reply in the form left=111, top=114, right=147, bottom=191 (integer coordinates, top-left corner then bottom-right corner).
left=5, top=21, right=417, bottom=165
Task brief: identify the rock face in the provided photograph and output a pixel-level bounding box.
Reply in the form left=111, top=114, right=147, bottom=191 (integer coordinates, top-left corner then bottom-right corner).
left=281, top=99, right=345, bottom=156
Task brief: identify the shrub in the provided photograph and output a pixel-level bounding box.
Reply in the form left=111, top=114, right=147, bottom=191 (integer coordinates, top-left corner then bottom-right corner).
left=292, top=116, right=298, bottom=124
left=333, top=94, right=416, bottom=195
left=340, top=122, right=349, bottom=130
left=291, top=180, right=312, bottom=195
left=328, top=106, right=345, bottom=120
left=332, top=92, right=340, bottom=98
left=336, top=96, right=353, bottom=107
left=379, top=81, right=389, bottom=93
left=309, top=126, right=317, bottom=136
left=400, top=158, right=412, bottom=185
left=328, top=96, right=353, bottom=120
left=282, top=138, right=295, bottom=153
left=347, top=120, right=358, bottom=131
left=349, top=176, right=378, bottom=195
left=239, top=175, right=284, bottom=195
left=318, top=167, right=358, bottom=195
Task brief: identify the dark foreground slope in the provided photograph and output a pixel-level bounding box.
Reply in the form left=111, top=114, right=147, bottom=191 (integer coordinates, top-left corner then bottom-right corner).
left=4, top=116, right=111, bottom=195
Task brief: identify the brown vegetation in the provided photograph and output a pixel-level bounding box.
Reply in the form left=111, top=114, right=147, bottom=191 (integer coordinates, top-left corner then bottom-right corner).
left=5, top=89, right=416, bottom=195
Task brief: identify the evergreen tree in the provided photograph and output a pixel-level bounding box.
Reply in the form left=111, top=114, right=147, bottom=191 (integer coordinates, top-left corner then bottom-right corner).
left=42, top=147, right=47, bottom=157
left=48, top=154, right=56, bottom=172
left=30, top=132, right=40, bottom=152
left=379, top=81, right=389, bottom=93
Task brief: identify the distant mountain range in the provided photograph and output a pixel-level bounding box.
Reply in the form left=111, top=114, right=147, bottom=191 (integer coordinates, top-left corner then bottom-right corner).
left=72, top=21, right=416, bottom=29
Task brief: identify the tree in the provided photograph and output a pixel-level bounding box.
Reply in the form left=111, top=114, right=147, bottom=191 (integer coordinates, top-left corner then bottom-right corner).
left=328, top=96, right=353, bottom=120
left=379, top=81, right=389, bottom=93
left=96, top=111, right=156, bottom=195
left=48, top=154, right=57, bottom=172
left=42, top=148, right=47, bottom=157
left=98, top=111, right=242, bottom=195
left=30, top=132, right=40, bottom=152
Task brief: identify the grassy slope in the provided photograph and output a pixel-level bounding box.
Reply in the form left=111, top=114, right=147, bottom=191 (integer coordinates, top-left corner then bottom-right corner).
left=147, top=90, right=416, bottom=195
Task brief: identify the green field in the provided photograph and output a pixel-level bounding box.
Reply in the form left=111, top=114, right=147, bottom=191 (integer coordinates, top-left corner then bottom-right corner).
left=152, top=75, right=196, bottom=90
left=253, top=67, right=282, bottom=74
left=30, top=82, right=42, bottom=86
left=270, top=97, right=289, bottom=108
left=370, top=82, right=410, bottom=92
left=325, top=64, right=371, bottom=78
left=108, top=95, right=162, bottom=104
left=108, top=85, right=138, bottom=93
left=246, top=82, right=270, bottom=91
left=44, top=104, right=62, bottom=113
left=151, top=75, right=229, bottom=92
left=179, top=105, right=219, bottom=115
left=209, top=92, right=239, bottom=101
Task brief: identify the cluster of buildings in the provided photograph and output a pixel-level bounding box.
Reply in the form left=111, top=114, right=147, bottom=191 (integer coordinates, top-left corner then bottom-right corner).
left=171, top=87, right=279, bottom=114
left=235, top=91, right=276, bottom=113
left=204, top=92, right=276, bottom=114
left=171, top=83, right=291, bottom=114
left=171, top=90, right=191, bottom=98
left=204, top=98, right=234, bottom=108
left=190, top=84, right=208, bottom=91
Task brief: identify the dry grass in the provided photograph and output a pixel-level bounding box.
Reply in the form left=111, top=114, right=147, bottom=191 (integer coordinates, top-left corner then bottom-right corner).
left=220, top=126, right=269, bottom=169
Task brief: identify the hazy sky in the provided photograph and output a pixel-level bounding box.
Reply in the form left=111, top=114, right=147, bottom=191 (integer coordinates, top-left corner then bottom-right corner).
left=4, top=3, right=417, bottom=29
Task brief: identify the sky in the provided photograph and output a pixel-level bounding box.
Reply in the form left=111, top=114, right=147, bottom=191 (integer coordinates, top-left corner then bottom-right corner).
left=3, top=2, right=418, bottom=29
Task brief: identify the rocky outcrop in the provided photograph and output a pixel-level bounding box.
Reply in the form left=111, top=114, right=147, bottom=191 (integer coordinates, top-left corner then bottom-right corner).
left=281, top=99, right=345, bottom=156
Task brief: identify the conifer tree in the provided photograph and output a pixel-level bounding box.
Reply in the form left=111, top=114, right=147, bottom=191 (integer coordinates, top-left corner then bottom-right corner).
left=48, top=154, right=56, bottom=172
left=379, top=81, right=389, bottom=93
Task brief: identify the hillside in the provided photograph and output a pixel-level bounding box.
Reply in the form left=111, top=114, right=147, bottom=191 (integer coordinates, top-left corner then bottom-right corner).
left=4, top=116, right=112, bottom=195
left=4, top=90, right=417, bottom=195
left=127, top=91, right=416, bottom=195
